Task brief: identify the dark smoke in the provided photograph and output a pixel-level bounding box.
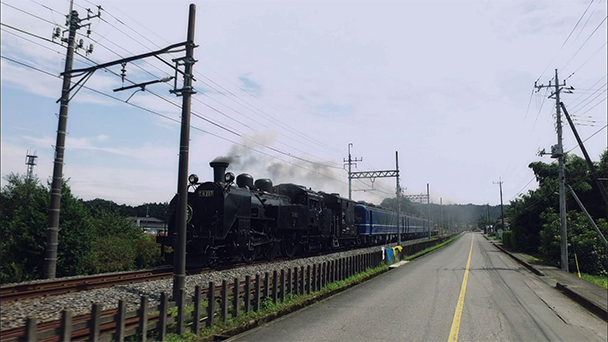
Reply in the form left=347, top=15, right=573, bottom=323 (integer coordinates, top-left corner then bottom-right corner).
left=218, top=134, right=347, bottom=195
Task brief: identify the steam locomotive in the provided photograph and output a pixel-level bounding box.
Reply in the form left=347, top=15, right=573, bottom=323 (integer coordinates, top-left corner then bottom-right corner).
left=157, top=160, right=437, bottom=266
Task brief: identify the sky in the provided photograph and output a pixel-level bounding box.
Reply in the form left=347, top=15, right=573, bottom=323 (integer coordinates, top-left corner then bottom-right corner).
left=1, top=0, right=607, bottom=207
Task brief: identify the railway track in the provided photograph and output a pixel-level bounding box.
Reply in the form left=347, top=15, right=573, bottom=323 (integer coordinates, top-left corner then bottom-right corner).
left=0, top=257, right=296, bottom=303
left=0, top=267, right=175, bottom=303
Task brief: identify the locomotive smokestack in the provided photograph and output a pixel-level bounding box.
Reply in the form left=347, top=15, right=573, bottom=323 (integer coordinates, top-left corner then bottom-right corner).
left=210, top=160, right=229, bottom=182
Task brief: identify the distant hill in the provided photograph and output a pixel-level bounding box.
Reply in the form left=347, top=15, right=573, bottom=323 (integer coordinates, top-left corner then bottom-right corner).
left=81, top=198, right=169, bottom=222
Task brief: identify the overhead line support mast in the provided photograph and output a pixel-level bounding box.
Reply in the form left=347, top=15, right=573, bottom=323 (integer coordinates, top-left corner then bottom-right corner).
left=349, top=152, right=403, bottom=244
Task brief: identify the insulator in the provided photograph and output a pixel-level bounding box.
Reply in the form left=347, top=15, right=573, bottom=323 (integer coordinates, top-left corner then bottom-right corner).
left=88, top=44, right=94, bottom=53
left=78, top=39, right=84, bottom=48
left=53, top=27, right=60, bottom=38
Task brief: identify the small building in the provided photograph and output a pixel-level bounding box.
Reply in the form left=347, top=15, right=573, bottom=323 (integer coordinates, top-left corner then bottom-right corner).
left=132, top=217, right=167, bottom=236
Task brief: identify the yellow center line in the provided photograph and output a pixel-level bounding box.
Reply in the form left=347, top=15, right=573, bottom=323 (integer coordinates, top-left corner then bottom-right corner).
left=448, top=233, right=475, bottom=342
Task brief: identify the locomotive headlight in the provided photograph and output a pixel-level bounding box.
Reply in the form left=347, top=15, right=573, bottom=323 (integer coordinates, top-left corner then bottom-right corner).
left=224, top=172, right=235, bottom=183
left=188, top=174, right=199, bottom=184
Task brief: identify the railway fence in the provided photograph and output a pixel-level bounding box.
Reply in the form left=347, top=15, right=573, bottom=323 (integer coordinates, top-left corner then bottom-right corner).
left=2, top=237, right=448, bottom=342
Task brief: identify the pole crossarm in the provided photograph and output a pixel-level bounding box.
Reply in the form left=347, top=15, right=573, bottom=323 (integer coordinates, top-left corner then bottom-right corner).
left=404, top=194, right=428, bottom=203
left=350, top=170, right=398, bottom=179
left=62, top=41, right=189, bottom=76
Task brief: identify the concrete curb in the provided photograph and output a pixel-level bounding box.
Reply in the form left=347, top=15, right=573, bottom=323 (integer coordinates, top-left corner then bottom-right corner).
left=492, top=242, right=544, bottom=276
left=485, top=235, right=608, bottom=323
left=556, top=283, right=608, bottom=322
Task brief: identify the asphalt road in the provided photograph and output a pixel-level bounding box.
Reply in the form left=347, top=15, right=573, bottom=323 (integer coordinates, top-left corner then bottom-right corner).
left=227, top=232, right=607, bottom=341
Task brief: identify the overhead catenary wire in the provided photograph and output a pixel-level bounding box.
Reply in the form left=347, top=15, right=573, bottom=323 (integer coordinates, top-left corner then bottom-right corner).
left=7, top=1, right=344, bottom=168
left=81, top=0, right=344, bottom=156
left=72, top=1, right=427, bottom=199
left=1, top=54, right=361, bottom=190
left=535, top=0, right=600, bottom=82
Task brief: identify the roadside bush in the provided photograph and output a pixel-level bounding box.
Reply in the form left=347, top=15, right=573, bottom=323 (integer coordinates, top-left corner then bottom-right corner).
left=135, top=235, right=164, bottom=269
left=540, top=208, right=608, bottom=274
left=89, top=236, right=136, bottom=273
left=502, top=231, right=515, bottom=248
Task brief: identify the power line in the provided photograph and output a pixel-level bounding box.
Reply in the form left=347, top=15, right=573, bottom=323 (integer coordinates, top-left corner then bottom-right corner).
left=1, top=54, right=356, bottom=188
left=2, top=16, right=345, bottom=174
left=80, top=0, right=344, bottom=156
left=560, top=0, right=596, bottom=49
left=560, top=15, right=608, bottom=72
left=565, top=124, right=608, bottom=153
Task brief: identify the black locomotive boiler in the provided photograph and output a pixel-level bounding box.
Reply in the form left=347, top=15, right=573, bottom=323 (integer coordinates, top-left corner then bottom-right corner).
left=158, top=160, right=357, bottom=266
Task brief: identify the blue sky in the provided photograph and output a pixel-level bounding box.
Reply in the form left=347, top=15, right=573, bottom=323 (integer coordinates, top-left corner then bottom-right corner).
left=1, top=0, right=606, bottom=206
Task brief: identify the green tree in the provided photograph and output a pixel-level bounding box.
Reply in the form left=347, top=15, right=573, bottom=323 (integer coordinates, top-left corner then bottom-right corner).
left=1, top=174, right=95, bottom=282
left=0, top=174, right=48, bottom=283
left=539, top=208, right=608, bottom=275
left=508, top=151, right=606, bottom=256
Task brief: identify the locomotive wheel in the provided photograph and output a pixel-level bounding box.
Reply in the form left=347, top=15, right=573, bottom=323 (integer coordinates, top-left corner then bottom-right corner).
left=282, top=239, right=298, bottom=259
left=263, top=242, right=279, bottom=260
left=241, top=247, right=257, bottom=263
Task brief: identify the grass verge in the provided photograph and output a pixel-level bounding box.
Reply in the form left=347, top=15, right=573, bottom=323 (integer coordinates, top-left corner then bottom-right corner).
left=404, top=234, right=461, bottom=261
left=580, top=273, right=608, bottom=289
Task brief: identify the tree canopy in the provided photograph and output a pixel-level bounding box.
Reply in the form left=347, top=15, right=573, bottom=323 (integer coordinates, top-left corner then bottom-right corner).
left=507, top=150, right=607, bottom=275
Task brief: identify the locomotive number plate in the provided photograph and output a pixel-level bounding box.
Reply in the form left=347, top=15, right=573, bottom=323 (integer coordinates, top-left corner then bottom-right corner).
left=198, top=190, right=215, bottom=197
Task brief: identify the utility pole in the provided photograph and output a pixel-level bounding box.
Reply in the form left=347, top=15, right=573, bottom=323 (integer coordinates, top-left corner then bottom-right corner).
left=440, top=197, right=443, bottom=234
left=494, top=178, right=505, bottom=233
left=535, top=69, right=570, bottom=272
left=396, top=151, right=401, bottom=245
left=43, top=2, right=195, bottom=283
left=486, top=203, right=490, bottom=234
left=45, top=4, right=99, bottom=279
left=174, top=4, right=197, bottom=321
left=427, top=183, right=431, bottom=238
left=344, top=143, right=362, bottom=200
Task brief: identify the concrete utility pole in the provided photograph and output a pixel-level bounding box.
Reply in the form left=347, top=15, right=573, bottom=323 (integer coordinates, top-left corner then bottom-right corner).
left=440, top=197, right=443, bottom=234
left=535, top=69, right=570, bottom=272
left=427, top=183, right=431, bottom=238
left=396, top=151, right=401, bottom=245
left=494, top=178, right=505, bottom=232
left=45, top=6, right=98, bottom=279
left=174, top=4, right=197, bottom=319
left=344, top=143, right=362, bottom=200
left=43, top=3, right=196, bottom=281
